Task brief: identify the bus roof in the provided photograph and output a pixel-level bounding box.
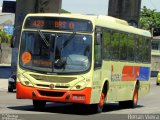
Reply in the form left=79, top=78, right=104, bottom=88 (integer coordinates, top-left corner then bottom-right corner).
left=25, top=13, right=151, bottom=37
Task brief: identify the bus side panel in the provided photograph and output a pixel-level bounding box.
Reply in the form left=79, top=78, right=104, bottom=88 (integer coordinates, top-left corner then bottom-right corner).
left=138, top=81, right=150, bottom=98
left=101, top=61, right=150, bottom=102
left=137, top=67, right=150, bottom=98
left=102, top=61, right=135, bottom=102
left=90, top=69, right=102, bottom=104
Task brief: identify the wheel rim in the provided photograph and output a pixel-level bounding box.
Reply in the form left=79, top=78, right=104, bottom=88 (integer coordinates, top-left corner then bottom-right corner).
left=133, top=90, right=138, bottom=105
left=98, top=93, right=105, bottom=108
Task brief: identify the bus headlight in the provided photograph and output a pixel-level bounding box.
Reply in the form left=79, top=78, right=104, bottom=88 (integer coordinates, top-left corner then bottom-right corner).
left=18, top=74, right=33, bottom=87
left=71, top=81, right=86, bottom=90
left=158, top=74, right=160, bottom=78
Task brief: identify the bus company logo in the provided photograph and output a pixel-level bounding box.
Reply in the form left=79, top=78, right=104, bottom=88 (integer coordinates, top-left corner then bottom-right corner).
left=111, top=73, right=121, bottom=81
left=49, top=84, right=55, bottom=89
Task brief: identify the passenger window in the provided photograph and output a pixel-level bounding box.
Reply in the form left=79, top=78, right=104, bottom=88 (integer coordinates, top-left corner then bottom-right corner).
left=103, top=30, right=111, bottom=59
left=135, top=36, right=145, bottom=62
left=119, top=33, right=127, bottom=61
left=143, top=38, right=151, bottom=63
left=111, top=32, right=119, bottom=60
left=127, top=34, right=135, bottom=61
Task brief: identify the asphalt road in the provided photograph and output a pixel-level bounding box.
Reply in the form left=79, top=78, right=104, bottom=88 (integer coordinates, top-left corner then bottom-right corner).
left=0, top=67, right=160, bottom=120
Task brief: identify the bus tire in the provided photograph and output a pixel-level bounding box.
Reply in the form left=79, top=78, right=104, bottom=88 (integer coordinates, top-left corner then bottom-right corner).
left=119, top=89, right=138, bottom=108
left=8, top=87, right=13, bottom=92
left=128, top=89, right=138, bottom=108
left=157, top=82, right=159, bottom=85
left=92, top=92, right=105, bottom=113
left=33, top=100, right=46, bottom=110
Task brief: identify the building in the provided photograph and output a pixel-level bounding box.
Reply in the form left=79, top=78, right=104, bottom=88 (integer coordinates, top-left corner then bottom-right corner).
left=151, top=36, right=160, bottom=76
left=0, top=13, right=15, bottom=34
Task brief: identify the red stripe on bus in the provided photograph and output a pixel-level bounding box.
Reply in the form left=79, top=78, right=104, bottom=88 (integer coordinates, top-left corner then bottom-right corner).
left=16, top=82, right=92, bottom=104
left=122, top=66, right=140, bottom=81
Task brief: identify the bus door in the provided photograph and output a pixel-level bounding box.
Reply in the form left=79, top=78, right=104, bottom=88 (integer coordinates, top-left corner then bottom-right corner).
left=92, top=31, right=103, bottom=103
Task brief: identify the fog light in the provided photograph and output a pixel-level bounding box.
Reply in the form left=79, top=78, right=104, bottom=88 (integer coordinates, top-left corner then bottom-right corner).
left=72, top=95, right=85, bottom=100
left=71, top=81, right=86, bottom=90
left=76, top=85, right=81, bottom=89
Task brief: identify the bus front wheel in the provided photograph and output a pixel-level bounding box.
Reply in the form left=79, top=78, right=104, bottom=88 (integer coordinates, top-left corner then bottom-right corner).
left=33, top=100, right=46, bottom=110
left=92, top=92, right=105, bottom=113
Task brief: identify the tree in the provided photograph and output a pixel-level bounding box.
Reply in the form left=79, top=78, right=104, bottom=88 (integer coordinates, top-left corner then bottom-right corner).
left=0, top=30, right=12, bottom=44
left=140, top=6, right=160, bottom=30
left=61, top=9, right=70, bottom=13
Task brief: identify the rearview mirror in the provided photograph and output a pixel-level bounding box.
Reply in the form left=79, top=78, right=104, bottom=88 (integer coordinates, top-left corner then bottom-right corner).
left=95, top=33, right=102, bottom=45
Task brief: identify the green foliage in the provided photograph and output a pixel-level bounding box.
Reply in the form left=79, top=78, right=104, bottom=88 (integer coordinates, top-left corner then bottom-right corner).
left=61, top=9, right=70, bottom=13
left=0, top=30, right=12, bottom=44
left=140, top=6, right=160, bottom=30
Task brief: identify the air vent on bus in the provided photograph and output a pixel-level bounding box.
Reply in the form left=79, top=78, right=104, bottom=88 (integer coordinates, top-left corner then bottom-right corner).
left=38, top=90, right=65, bottom=97
left=36, top=84, right=69, bottom=89
left=30, top=74, right=76, bottom=83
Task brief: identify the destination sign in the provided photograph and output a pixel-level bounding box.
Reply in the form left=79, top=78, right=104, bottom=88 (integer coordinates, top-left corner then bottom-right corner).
left=24, top=17, right=93, bottom=32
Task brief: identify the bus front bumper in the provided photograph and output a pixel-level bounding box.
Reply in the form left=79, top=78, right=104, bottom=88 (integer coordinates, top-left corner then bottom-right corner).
left=157, top=78, right=160, bottom=84
left=16, top=82, right=92, bottom=104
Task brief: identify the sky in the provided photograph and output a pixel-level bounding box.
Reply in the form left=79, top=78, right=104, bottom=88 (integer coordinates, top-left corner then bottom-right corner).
left=62, top=0, right=160, bottom=15
left=0, top=0, right=160, bottom=15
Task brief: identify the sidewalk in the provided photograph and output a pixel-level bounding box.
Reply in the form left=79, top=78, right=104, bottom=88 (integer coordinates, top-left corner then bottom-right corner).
left=0, top=79, right=8, bottom=90
left=0, top=64, right=11, bottom=89
left=0, top=64, right=11, bottom=68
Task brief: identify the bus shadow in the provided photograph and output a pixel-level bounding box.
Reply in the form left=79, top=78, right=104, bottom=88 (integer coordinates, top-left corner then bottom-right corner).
left=8, top=103, right=144, bottom=115
left=103, top=103, right=143, bottom=112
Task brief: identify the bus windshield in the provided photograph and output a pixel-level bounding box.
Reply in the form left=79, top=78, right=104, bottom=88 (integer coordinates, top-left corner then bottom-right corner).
left=19, top=31, right=92, bottom=74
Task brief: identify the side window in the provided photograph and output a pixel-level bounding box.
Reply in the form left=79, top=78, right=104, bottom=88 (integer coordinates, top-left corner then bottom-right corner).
left=136, top=36, right=145, bottom=62
left=152, top=42, right=159, bottom=50
left=127, top=34, right=135, bottom=61
left=103, top=29, right=111, bottom=59
left=119, top=33, right=128, bottom=60
left=94, top=32, right=102, bottom=68
left=143, top=38, right=151, bottom=63
left=111, top=31, right=119, bottom=60
left=148, top=38, right=151, bottom=63
left=135, top=36, right=139, bottom=62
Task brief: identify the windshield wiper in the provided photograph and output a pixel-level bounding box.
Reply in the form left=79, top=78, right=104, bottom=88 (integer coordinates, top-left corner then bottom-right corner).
left=37, top=29, right=50, bottom=47
left=63, top=32, right=76, bottom=48
left=53, top=32, right=76, bottom=71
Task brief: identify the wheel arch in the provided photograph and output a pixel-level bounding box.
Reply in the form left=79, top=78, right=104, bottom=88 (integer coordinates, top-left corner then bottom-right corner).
left=135, top=80, right=140, bottom=90
left=101, top=80, right=109, bottom=97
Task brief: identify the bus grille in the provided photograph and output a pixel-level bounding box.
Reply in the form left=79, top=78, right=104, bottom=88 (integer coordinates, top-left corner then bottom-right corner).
left=36, top=84, right=69, bottom=89
left=30, top=74, right=76, bottom=83
left=38, top=90, right=65, bottom=97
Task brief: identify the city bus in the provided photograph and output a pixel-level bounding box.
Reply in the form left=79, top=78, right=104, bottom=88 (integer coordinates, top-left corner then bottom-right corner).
left=16, top=13, right=151, bottom=113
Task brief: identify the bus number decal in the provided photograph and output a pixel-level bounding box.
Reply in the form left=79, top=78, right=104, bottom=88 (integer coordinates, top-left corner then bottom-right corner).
left=32, top=20, right=44, bottom=27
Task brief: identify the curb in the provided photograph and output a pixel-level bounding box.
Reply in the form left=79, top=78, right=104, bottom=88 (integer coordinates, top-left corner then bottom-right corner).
left=0, top=64, right=11, bottom=68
